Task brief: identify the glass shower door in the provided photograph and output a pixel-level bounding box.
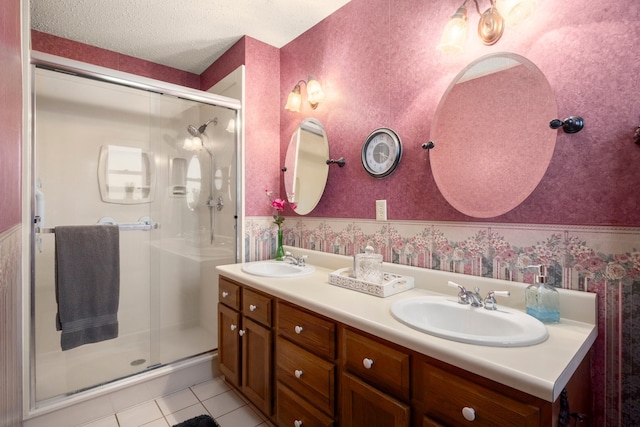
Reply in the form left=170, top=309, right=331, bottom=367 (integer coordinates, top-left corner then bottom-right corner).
left=31, top=66, right=239, bottom=404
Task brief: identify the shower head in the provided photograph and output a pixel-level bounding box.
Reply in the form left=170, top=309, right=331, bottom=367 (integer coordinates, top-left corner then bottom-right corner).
left=187, top=118, right=218, bottom=137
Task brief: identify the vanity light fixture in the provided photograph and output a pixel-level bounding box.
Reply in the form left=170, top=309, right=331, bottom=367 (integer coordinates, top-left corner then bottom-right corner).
left=437, top=0, right=536, bottom=54
left=285, top=77, right=325, bottom=112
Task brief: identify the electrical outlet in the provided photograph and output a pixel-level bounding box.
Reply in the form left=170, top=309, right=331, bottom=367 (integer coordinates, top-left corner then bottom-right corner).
left=376, top=200, right=387, bottom=221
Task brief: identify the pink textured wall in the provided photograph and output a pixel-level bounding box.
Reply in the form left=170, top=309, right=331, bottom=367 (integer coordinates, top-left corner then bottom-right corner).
left=31, top=31, right=200, bottom=89
left=0, top=0, right=22, bottom=233
left=280, top=0, right=640, bottom=227
left=201, top=36, right=281, bottom=216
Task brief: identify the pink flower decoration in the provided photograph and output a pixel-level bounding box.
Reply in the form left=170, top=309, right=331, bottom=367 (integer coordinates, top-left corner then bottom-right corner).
left=271, top=198, right=286, bottom=211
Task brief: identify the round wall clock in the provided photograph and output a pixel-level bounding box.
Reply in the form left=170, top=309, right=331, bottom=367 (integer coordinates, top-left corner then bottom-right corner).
left=361, top=127, right=402, bottom=178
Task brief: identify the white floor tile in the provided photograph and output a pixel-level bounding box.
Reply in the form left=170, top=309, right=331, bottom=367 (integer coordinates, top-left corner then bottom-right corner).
left=216, top=406, right=263, bottom=427
left=156, top=388, right=199, bottom=416
left=140, top=419, right=170, bottom=427
left=164, top=403, right=210, bottom=426
left=201, top=390, right=246, bottom=418
left=190, top=377, right=230, bottom=401
left=78, top=415, right=119, bottom=427
left=116, top=401, right=164, bottom=427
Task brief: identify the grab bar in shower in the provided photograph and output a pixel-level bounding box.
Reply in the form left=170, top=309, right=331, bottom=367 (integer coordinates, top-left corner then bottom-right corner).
left=35, top=216, right=159, bottom=234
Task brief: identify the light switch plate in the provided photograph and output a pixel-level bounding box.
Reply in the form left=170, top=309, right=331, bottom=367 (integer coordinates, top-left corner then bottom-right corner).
left=376, top=200, right=387, bottom=221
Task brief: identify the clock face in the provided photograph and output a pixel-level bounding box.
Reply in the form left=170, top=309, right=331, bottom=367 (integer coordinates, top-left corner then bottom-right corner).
left=361, top=128, right=402, bottom=178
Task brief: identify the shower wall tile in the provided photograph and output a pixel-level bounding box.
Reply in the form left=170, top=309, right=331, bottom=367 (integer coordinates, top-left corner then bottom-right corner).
left=246, top=215, right=640, bottom=426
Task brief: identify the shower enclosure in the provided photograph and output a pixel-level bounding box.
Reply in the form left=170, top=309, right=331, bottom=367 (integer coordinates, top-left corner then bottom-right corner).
left=28, top=55, right=241, bottom=407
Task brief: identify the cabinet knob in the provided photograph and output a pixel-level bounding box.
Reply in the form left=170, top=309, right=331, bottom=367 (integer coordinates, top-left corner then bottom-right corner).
left=294, top=325, right=303, bottom=334
left=230, top=324, right=237, bottom=331
left=294, top=420, right=303, bottom=427
left=294, top=369, right=303, bottom=379
left=238, top=329, right=245, bottom=337
left=221, top=291, right=229, bottom=298
left=249, top=304, right=257, bottom=311
left=362, top=358, right=374, bottom=369
left=462, top=406, right=476, bottom=421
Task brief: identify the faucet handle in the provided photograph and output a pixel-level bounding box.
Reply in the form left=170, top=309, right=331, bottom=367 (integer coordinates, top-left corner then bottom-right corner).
left=484, top=290, right=510, bottom=310
left=448, top=281, right=469, bottom=304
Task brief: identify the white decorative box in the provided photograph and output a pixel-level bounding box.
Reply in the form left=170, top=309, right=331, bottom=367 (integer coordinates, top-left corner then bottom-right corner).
left=328, top=268, right=414, bottom=298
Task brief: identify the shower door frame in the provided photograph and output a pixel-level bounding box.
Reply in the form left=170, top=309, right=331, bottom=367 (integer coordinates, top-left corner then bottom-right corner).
left=27, top=51, right=243, bottom=412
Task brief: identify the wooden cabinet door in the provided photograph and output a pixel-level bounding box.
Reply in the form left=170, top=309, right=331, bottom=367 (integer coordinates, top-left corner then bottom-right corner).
left=340, top=372, right=410, bottom=427
left=218, top=303, right=240, bottom=387
left=242, top=316, right=273, bottom=416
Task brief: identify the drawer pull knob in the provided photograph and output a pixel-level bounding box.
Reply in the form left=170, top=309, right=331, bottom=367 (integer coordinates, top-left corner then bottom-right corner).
left=294, top=420, right=303, bottom=427
left=230, top=324, right=237, bottom=331
left=294, top=369, right=303, bottom=378
left=462, top=407, right=476, bottom=421
left=294, top=325, right=303, bottom=334
left=221, top=291, right=229, bottom=298
left=249, top=304, right=257, bottom=311
left=238, top=329, right=245, bottom=337
left=363, top=358, right=374, bottom=369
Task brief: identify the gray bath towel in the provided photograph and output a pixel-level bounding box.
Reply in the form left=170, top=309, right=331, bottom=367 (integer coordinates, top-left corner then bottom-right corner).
left=55, top=225, right=120, bottom=351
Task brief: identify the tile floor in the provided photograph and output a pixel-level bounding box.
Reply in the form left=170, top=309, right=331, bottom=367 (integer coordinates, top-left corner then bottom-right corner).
left=79, top=376, right=274, bottom=427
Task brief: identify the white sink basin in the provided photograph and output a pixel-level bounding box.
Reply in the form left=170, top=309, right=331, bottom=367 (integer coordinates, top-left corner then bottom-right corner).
left=241, top=261, right=315, bottom=278
left=390, top=296, right=548, bottom=347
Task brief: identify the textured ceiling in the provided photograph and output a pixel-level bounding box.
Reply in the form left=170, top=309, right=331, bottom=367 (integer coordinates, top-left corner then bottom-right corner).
left=30, top=0, right=351, bottom=74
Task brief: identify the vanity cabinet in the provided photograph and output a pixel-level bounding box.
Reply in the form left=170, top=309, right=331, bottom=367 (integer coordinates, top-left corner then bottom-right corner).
left=414, top=359, right=542, bottom=426
left=340, top=327, right=411, bottom=427
left=217, top=277, right=273, bottom=416
left=275, top=301, right=337, bottom=427
left=217, top=275, right=591, bottom=427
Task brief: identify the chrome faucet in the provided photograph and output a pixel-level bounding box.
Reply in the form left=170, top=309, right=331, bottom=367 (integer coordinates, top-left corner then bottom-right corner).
left=283, top=251, right=307, bottom=266
left=448, top=281, right=510, bottom=310
left=448, top=282, right=483, bottom=307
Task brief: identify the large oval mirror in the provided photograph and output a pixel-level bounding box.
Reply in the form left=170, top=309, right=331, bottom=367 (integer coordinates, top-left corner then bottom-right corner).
left=284, top=118, right=330, bottom=215
left=430, top=53, right=558, bottom=218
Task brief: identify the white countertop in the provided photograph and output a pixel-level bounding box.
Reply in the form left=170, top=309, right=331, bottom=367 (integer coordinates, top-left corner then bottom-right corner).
left=216, top=247, right=597, bottom=403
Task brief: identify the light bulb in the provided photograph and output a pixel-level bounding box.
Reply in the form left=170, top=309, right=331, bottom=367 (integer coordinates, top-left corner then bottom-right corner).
left=437, top=5, right=468, bottom=54
left=496, top=0, right=536, bottom=27
left=306, top=78, right=325, bottom=108
left=285, top=85, right=302, bottom=112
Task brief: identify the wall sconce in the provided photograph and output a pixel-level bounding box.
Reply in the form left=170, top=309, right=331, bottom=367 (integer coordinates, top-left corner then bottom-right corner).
left=285, top=77, right=325, bottom=112
left=437, top=0, right=536, bottom=54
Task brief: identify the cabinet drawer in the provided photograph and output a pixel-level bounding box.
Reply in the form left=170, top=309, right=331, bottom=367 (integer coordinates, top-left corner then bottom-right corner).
left=342, top=328, right=410, bottom=401
left=340, top=372, right=410, bottom=427
left=420, top=364, right=540, bottom=426
left=277, top=302, right=336, bottom=360
left=219, top=277, right=241, bottom=310
left=243, top=288, right=272, bottom=327
left=277, top=382, right=334, bottom=427
left=276, top=336, right=335, bottom=415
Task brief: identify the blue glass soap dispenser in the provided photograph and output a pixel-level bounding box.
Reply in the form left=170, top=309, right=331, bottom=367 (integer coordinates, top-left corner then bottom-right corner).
left=525, top=265, right=560, bottom=323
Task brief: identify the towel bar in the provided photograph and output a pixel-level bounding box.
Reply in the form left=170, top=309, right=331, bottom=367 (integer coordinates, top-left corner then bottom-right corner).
left=35, top=216, right=159, bottom=234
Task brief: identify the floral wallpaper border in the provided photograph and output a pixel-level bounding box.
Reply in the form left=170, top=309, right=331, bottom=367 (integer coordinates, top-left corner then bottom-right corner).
left=245, top=217, right=640, bottom=426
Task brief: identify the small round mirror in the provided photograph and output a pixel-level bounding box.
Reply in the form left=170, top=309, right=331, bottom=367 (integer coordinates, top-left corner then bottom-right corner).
left=430, top=53, right=557, bottom=218
left=284, top=118, right=330, bottom=215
